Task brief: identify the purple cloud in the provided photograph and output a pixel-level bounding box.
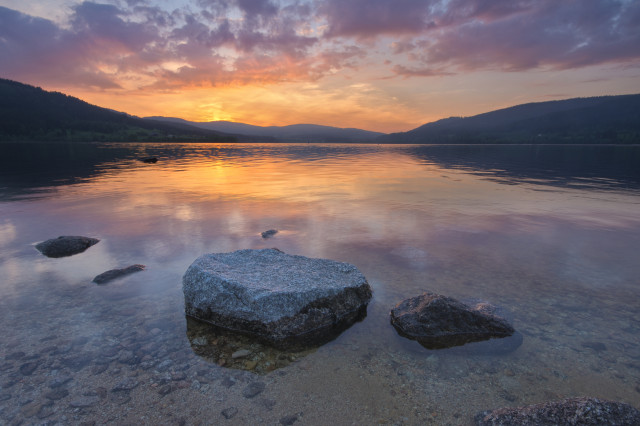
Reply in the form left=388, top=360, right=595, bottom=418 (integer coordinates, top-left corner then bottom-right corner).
left=419, top=0, right=640, bottom=71
left=320, top=0, right=434, bottom=38
left=1, top=0, right=639, bottom=93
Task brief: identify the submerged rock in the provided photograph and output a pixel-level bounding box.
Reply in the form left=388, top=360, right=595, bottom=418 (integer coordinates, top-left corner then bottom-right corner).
left=182, top=248, right=372, bottom=348
left=390, top=293, right=515, bottom=350
left=35, top=236, right=99, bottom=258
left=261, top=229, right=278, bottom=238
left=475, top=397, right=640, bottom=425
left=93, top=264, right=146, bottom=284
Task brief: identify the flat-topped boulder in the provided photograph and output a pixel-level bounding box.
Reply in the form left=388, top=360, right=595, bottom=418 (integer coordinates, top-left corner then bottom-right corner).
left=390, top=292, right=516, bottom=350
left=475, top=397, right=640, bottom=425
left=182, top=248, right=372, bottom=348
left=35, top=236, right=100, bottom=258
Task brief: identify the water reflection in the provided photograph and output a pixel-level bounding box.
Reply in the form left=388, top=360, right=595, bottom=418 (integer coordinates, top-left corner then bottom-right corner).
left=1, top=142, right=639, bottom=424
left=405, top=144, right=640, bottom=191
left=185, top=317, right=316, bottom=374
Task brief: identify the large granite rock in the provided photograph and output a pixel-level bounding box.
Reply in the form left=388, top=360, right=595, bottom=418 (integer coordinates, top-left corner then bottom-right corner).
left=93, top=264, right=145, bottom=284
left=183, top=248, right=372, bottom=348
left=390, top=292, right=515, bottom=350
left=475, top=397, right=640, bottom=425
left=35, top=236, right=99, bottom=258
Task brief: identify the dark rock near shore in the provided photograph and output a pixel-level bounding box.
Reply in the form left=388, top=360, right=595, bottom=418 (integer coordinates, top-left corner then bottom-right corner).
left=475, top=397, right=640, bottom=425
left=182, top=248, right=372, bottom=348
left=35, top=236, right=99, bottom=258
left=261, top=229, right=278, bottom=238
left=390, top=293, right=515, bottom=350
left=93, top=264, right=145, bottom=284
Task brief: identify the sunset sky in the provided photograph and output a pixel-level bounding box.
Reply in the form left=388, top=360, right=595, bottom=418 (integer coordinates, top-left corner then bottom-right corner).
left=1, top=0, right=639, bottom=132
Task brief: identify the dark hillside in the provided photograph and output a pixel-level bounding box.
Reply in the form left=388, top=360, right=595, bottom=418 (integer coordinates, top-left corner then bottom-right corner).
left=381, top=95, right=640, bottom=144
left=0, top=79, right=236, bottom=142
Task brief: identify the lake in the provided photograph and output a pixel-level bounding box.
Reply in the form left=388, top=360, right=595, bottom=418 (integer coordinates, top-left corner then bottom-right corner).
left=1, top=142, right=639, bottom=424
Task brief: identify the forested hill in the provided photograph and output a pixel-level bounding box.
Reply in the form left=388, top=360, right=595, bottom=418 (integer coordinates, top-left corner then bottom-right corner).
left=0, top=79, right=236, bottom=142
left=379, top=94, right=640, bottom=144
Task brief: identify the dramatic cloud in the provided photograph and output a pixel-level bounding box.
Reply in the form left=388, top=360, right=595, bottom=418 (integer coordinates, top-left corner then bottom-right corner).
left=1, top=0, right=638, bottom=131
left=320, top=0, right=434, bottom=38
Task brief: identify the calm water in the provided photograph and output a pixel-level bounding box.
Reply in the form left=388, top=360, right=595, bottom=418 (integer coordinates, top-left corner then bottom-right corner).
left=1, top=142, right=639, bottom=425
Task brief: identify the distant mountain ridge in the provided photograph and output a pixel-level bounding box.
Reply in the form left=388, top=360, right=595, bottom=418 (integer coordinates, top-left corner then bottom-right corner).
left=379, top=94, right=640, bottom=144
left=145, top=117, right=384, bottom=143
left=0, top=78, right=235, bottom=142
left=2, top=77, right=639, bottom=144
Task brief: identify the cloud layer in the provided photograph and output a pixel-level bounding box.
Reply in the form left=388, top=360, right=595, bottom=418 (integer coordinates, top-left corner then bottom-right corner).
left=2, top=0, right=639, bottom=90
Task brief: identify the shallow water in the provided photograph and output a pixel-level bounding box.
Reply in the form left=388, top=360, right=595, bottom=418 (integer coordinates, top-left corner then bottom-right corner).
left=1, top=142, right=639, bottom=425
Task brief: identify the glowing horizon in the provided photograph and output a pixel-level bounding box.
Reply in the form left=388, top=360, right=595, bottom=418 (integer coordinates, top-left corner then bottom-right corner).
left=1, top=0, right=639, bottom=133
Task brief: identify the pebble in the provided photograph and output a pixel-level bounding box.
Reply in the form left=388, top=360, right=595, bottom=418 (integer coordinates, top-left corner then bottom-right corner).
left=191, top=336, right=207, bottom=346
left=158, top=385, right=173, bottom=396
left=49, top=375, right=73, bottom=388
left=69, top=396, right=101, bottom=408
left=171, top=371, right=187, bottom=381
left=280, top=414, right=299, bottom=425
left=45, top=388, right=69, bottom=400
left=582, top=341, right=607, bottom=352
left=242, top=381, right=266, bottom=398
left=221, top=377, right=236, bottom=388
left=19, top=361, right=39, bottom=376
left=111, top=377, right=140, bottom=392
left=91, top=364, right=109, bottom=375
left=232, top=349, right=251, bottom=359
left=6, top=351, right=25, bottom=360
left=118, top=350, right=139, bottom=365
left=221, top=407, right=238, bottom=419
left=156, top=360, right=173, bottom=371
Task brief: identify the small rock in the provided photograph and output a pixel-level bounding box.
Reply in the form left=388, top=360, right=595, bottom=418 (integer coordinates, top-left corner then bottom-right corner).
left=221, top=407, right=238, bottom=419
left=111, top=377, right=139, bottom=392
left=45, top=388, right=69, bottom=400
left=141, top=157, right=158, bottom=163
left=221, top=376, right=236, bottom=388
left=232, top=349, right=251, bottom=359
left=475, top=397, right=640, bottom=425
left=93, top=264, right=146, bottom=285
left=19, top=361, right=39, bottom=376
left=156, top=359, right=172, bottom=369
left=171, top=371, right=187, bottom=381
left=6, top=351, right=25, bottom=360
left=582, top=341, right=607, bottom=352
left=117, top=350, right=139, bottom=365
left=158, top=385, right=173, bottom=396
left=242, top=381, right=266, bottom=398
left=35, top=236, right=100, bottom=258
left=191, top=336, right=207, bottom=346
left=49, top=375, right=73, bottom=388
left=91, top=364, right=109, bottom=375
left=69, top=396, right=101, bottom=408
left=280, top=414, right=299, bottom=425
left=61, top=353, right=94, bottom=371
left=260, top=398, right=276, bottom=410
left=261, top=229, right=278, bottom=238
